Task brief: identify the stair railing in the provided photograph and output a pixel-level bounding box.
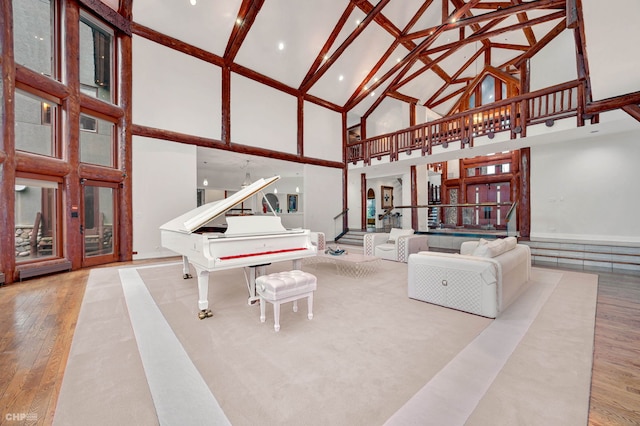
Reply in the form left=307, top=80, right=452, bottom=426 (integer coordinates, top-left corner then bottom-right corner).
left=333, top=208, right=349, bottom=242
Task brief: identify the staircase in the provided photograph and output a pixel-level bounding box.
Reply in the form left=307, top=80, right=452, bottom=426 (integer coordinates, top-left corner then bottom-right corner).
left=335, top=229, right=369, bottom=247
left=428, top=206, right=440, bottom=228
left=521, top=240, right=640, bottom=273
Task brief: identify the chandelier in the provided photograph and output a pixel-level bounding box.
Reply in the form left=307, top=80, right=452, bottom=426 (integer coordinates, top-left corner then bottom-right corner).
left=241, top=160, right=252, bottom=188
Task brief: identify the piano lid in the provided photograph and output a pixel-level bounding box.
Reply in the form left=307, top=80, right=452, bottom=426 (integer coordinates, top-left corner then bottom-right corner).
left=160, top=175, right=280, bottom=234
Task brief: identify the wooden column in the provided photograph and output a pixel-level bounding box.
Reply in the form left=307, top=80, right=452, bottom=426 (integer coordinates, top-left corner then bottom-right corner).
left=0, top=0, right=17, bottom=281
left=118, top=1, right=133, bottom=262
left=64, top=1, right=83, bottom=270
left=519, top=147, right=531, bottom=238
left=361, top=173, right=367, bottom=231
left=410, top=165, right=418, bottom=230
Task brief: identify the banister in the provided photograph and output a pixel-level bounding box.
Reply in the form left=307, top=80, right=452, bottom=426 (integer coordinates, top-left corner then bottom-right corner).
left=333, top=208, right=349, bottom=220
left=348, top=80, right=585, bottom=165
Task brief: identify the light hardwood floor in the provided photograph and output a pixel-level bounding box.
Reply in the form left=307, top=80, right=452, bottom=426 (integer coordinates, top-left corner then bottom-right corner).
left=0, top=260, right=639, bottom=425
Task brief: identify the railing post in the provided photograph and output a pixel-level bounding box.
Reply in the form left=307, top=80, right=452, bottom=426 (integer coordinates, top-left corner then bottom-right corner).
left=577, top=83, right=585, bottom=127
left=520, top=99, right=528, bottom=138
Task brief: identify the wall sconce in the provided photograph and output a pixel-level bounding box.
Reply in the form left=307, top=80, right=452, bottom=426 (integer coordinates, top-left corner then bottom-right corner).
left=203, top=178, right=208, bottom=186
left=295, top=186, right=299, bottom=193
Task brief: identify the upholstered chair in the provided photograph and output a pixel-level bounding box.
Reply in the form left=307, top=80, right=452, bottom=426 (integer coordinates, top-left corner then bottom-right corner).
left=363, top=228, right=429, bottom=262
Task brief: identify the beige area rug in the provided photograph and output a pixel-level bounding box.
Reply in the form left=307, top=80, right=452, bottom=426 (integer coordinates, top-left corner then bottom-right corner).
left=53, top=259, right=597, bottom=426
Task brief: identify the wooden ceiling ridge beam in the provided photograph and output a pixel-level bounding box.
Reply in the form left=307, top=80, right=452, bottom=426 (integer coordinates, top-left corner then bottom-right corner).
left=224, top=0, right=265, bottom=63
left=403, top=0, right=565, bottom=41
left=345, top=1, right=480, bottom=111
left=422, top=10, right=566, bottom=57
left=299, top=0, right=391, bottom=92
left=298, top=3, right=355, bottom=91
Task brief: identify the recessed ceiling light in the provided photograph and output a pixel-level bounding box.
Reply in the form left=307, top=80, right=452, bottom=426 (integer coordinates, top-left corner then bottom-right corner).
left=190, top=0, right=196, bottom=5
left=338, top=75, right=344, bottom=81
left=355, top=19, right=361, bottom=26
left=371, top=92, right=375, bottom=97
left=236, top=18, right=242, bottom=25
left=278, top=42, right=285, bottom=51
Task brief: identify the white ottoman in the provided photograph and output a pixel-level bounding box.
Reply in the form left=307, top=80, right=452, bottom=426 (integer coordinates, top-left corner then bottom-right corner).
left=256, top=270, right=317, bottom=332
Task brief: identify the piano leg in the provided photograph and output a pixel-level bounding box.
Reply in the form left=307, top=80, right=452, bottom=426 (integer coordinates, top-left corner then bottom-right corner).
left=245, top=265, right=266, bottom=305
left=194, top=266, right=213, bottom=320
left=182, top=256, right=192, bottom=279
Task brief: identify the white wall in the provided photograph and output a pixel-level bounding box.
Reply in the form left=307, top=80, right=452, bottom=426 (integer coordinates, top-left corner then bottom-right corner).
left=132, top=136, right=197, bottom=259
left=582, top=0, right=640, bottom=101
left=367, top=98, right=410, bottom=138
left=303, top=165, right=343, bottom=241
left=231, top=73, right=297, bottom=153
left=530, top=129, right=640, bottom=244
left=132, top=36, right=221, bottom=139
left=529, top=30, right=577, bottom=92
left=303, top=101, right=343, bottom=163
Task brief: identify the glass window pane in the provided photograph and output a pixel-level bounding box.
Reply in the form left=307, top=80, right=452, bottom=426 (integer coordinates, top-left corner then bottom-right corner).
left=80, top=114, right=114, bottom=167
left=80, top=15, right=113, bottom=102
left=15, top=178, right=59, bottom=261
left=481, top=76, right=495, bottom=105
left=13, top=0, right=54, bottom=77
left=15, top=90, right=57, bottom=157
left=84, top=186, right=114, bottom=257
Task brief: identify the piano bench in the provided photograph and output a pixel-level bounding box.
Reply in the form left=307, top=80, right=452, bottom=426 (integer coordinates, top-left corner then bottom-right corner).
left=256, top=270, right=317, bottom=332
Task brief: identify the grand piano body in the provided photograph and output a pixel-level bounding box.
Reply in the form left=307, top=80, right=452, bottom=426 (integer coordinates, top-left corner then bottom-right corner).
left=160, top=176, right=317, bottom=319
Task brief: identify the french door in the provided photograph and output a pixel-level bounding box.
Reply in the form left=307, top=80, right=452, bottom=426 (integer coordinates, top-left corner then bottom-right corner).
left=81, top=180, right=118, bottom=267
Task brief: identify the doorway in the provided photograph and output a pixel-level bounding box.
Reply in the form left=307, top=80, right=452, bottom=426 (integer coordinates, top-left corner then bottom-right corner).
left=82, top=181, right=118, bottom=267
left=366, top=188, right=376, bottom=230
left=466, top=182, right=510, bottom=229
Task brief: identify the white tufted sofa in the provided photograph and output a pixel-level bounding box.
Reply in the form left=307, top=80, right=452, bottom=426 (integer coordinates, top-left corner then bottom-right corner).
left=363, top=228, right=429, bottom=262
left=407, top=237, right=531, bottom=318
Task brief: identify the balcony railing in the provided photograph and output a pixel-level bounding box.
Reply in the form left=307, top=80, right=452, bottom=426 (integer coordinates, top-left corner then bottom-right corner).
left=348, top=80, right=584, bottom=165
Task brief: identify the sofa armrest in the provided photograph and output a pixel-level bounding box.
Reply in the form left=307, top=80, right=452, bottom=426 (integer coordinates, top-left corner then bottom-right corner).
left=363, top=233, right=390, bottom=256
left=310, top=232, right=326, bottom=252
left=397, top=235, right=429, bottom=263
left=408, top=251, right=503, bottom=316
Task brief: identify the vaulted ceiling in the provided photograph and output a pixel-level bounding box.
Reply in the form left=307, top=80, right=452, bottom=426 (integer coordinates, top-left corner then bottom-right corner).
left=133, top=0, right=585, bottom=120
left=129, top=0, right=640, bottom=185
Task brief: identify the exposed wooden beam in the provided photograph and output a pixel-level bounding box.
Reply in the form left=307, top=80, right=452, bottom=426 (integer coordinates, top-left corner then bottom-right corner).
left=299, top=3, right=356, bottom=91
left=300, top=0, right=392, bottom=92
left=224, top=0, right=265, bottom=63
left=622, top=105, right=640, bottom=122
left=585, top=91, right=640, bottom=115
left=404, top=0, right=565, bottom=41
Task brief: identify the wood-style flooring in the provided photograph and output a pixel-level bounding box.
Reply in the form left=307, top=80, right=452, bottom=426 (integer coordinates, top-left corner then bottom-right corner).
left=0, top=260, right=638, bottom=425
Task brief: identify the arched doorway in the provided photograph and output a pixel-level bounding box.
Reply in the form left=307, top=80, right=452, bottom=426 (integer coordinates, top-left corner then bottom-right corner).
left=366, top=188, right=376, bottom=230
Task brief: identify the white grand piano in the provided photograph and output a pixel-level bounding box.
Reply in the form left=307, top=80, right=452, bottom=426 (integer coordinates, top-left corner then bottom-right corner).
left=160, top=176, right=317, bottom=319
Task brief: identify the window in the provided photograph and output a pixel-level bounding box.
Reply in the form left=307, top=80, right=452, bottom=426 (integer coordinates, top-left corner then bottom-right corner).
left=14, top=177, right=61, bottom=262
left=80, top=13, right=114, bottom=103
left=15, top=90, right=58, bottom=157
left=13, top=0, right=55, bottom=77
left=80, top=113, right=115, bottom=167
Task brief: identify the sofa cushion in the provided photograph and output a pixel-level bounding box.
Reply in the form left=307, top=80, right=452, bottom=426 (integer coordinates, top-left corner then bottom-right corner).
left=387, top=228, right=413, bottom=243
left=472, top=237, right=517, bottom=258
